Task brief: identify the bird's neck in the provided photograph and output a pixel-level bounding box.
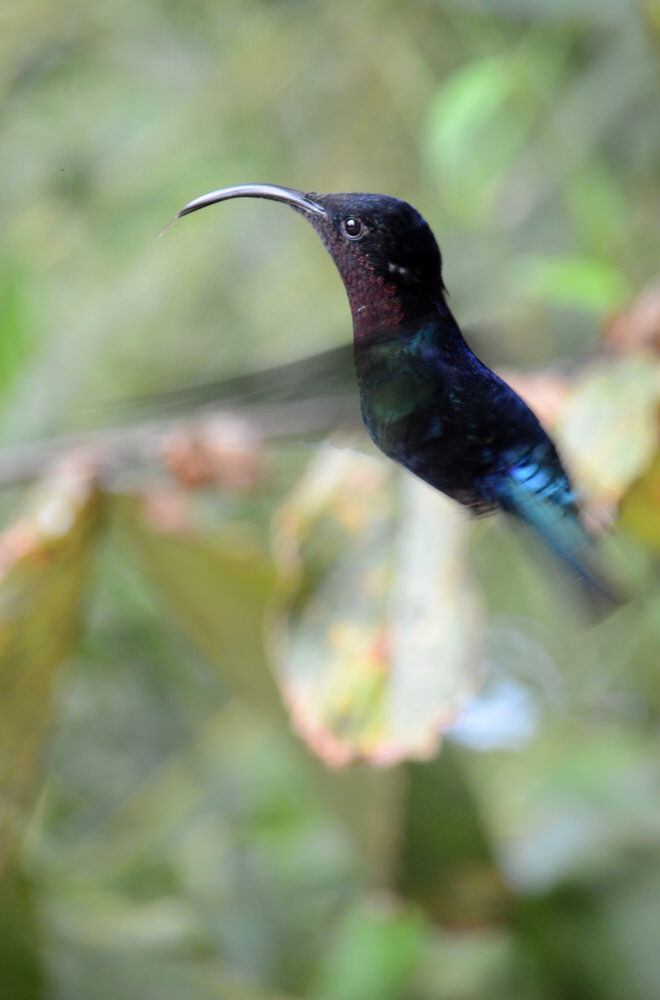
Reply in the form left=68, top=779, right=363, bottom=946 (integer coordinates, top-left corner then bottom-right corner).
left=346, top=264, right=449, bottom=345
left=344, top=270, right=403, bottom=343
left=351, top=292, right=464, bottom=364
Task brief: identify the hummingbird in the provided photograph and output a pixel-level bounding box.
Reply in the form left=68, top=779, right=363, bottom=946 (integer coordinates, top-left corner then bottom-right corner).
left=169, top=183, right=617, bottom=603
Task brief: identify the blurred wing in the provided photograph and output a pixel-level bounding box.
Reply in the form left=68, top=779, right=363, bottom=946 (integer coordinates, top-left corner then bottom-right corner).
left=98, top=342, right=358, bottom=417
left=92, top=322, right=500, bottom=422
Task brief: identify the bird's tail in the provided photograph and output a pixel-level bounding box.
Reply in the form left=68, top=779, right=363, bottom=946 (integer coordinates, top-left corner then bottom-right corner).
left=496, top=476, right=623, bottom=611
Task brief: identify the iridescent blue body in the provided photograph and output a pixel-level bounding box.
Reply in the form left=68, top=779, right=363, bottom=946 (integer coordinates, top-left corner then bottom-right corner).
left=353, top=308, right=576, bottom=519
left=173, top=184, right=614, bottom=600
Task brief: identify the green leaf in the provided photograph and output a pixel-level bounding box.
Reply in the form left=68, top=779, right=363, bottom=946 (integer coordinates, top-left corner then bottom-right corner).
left=111, top=494, right=282, bottom=717
left=424, top=49, right=561, bottom=225
left=311, top=901, right=427, bottom=1000
left=464, top=725, right=660, bottom=892
left=47, top=943, right=300, bottom=1000
left=0, top=256, right=34, bottom=403
left=0, top=868, right=44, bottom=1000
left=271, top=447, right=484, bottom=767
left=424, top=56, right=522, bottom=224
left=619, top=452, right=660, bottom=552
left=400, top=750, right=508, bottom=926
left=426, top=57, right=514, bottom=174
left=0, top=467, right=99, bottom=880
left=110, top=491, right=405, bottom=881
left=516, top=255, right=630, bottom=312
left=414, top=927, right=534, bottom=1000
left=554, top=355, right=660, bottom=513
left=566, top=165, right=628, bottom=256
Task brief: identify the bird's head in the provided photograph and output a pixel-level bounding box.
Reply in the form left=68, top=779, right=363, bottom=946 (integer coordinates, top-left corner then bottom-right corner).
left=170, top=184, right=446, bottom=340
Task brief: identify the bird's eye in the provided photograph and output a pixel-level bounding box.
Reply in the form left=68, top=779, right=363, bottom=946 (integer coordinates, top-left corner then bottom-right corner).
left=342, top=217, right=363, bottom=239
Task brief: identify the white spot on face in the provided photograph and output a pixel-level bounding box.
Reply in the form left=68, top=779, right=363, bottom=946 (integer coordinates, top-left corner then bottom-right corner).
left=388, top=262, right=409, bottom=279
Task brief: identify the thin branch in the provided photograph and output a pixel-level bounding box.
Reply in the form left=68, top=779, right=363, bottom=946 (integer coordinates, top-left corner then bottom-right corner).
left=0, top=396, right=360, bottom=489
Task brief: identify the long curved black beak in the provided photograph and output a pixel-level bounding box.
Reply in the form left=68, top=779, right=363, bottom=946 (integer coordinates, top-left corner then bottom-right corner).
left=163, top=183, right=327, bottom=234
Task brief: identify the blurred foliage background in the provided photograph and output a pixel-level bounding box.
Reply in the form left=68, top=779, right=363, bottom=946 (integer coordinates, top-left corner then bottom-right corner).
left=2, top=1, right=660, bottom=997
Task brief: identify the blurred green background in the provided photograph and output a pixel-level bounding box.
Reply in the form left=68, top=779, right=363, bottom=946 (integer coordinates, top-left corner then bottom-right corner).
left=2, top=1, right=660, bottom=998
